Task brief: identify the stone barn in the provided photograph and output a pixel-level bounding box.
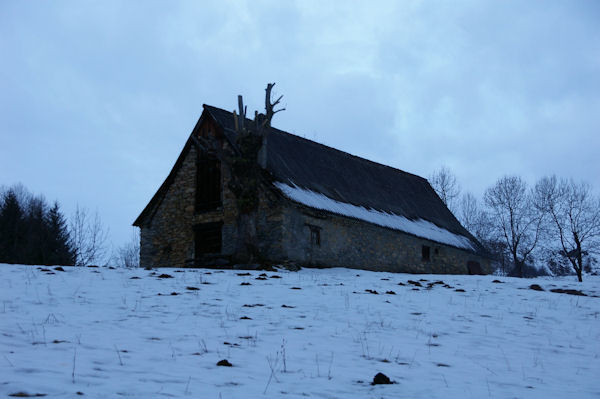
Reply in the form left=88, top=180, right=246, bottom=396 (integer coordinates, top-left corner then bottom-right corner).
left=133, top=95, right=490, bottom=274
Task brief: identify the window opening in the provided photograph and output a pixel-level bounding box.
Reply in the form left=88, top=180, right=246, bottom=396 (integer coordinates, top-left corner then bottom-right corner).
left=307, top=224, right=321, bottom=247
left=422, top=245, right=431, bottom=261
left=196, top=156, right=221, bottom=212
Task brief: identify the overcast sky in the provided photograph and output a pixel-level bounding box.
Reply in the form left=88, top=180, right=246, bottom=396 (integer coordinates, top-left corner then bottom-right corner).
left=1, top=1, right=599, bottom=252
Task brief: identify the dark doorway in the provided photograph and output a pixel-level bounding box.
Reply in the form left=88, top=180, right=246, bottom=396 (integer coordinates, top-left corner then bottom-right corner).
left=194, top=222, right=222, bottom=256
left=467, top=261, right=483, bottom=275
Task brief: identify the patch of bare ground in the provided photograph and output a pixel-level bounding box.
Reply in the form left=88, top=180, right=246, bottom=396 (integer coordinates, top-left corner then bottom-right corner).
left=550, top=288, right=587, bottom=296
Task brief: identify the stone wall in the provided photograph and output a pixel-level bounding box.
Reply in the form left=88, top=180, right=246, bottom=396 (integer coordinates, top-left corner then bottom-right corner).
left=278, top=203, right=491, bottom=274
left=140, top=144, right=199, bottom=268
left=138, top=140, right=286, bottom=268
left=139, top=144, right=234, bottom=268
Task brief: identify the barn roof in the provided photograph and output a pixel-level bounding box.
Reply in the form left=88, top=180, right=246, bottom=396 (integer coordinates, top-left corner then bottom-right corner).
left=134, top=104, right=484, bottom=254
left=202, top=105, right=484, bottom=253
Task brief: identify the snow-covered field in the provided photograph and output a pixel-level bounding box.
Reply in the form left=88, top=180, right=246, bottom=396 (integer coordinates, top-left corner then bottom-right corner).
left=1, top=264, right=599, bottom=398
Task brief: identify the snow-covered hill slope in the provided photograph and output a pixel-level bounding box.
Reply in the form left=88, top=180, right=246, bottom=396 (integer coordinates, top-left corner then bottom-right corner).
left=0, top=264, right=599, bottom=398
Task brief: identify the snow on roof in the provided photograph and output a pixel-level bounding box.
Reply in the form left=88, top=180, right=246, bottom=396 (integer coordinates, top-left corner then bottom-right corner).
left=275, top=181, right=475, bottom=251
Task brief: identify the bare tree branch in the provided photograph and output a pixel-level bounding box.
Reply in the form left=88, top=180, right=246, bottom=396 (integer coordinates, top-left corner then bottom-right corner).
left=70, top=205, right=109, bottom=266
left=263, top=83, right=285, bottom=129
left=535, top=176, right=600, bottom=281
left=484, top=176, right=544, bottom=277
left=429, top=166, right=460, bottom=212
left=114, top=229, right=140, bottom=268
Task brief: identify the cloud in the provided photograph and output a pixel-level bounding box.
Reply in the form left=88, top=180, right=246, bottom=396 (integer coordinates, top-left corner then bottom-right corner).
left=0, top=0, right=599, bottom=248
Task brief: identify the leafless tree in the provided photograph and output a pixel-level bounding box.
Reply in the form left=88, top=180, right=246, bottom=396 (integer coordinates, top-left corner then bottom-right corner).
left=535, top=176, right=600, bottom=282
left=195, top=83, right=285, bottom=264
left=430, top=166, right=460, bottom=211
left=70, top=205, right=109, bottom=266
left=458, top=192, right=493, bottom=241
left=458, top=192, right=478, bottom=232
left=230, top=84, right=284, bottom=261
left=261, top=82, right=285, bottom=129
left=484, top=176, right=544, bottom=277
left=457, top=192, right=510, bottom=274
left=116, top=229, right=140, bottom=268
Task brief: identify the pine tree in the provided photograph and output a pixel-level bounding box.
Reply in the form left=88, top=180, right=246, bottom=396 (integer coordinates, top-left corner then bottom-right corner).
left=0, top=186, right=76, bottom=266
left=0, top=190, right=25, bottom=263
left=45, top=202, right=76, bottom=265
left=24, top=195, right=48, bottom=265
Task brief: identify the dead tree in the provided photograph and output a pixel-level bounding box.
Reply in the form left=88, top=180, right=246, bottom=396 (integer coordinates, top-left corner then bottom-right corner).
left=198, top=83, right=284, bottom=263
left=262, top=83, right=285, bottom=129
left=230, top=84, right=285, bottom=262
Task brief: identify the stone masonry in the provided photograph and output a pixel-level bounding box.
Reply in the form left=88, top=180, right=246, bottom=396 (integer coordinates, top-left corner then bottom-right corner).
left=276, top=204, right=491, bottom=274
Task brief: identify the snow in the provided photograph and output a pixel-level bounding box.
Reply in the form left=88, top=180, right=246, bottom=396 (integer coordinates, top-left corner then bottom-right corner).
left=1, top=264, right=599, bottom=398
left=274, top=181, right=475, bottom=250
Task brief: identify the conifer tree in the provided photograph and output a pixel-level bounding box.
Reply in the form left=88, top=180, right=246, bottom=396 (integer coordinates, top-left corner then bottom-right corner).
left=24, top=195, right=48, bottom=265
left=45, top=202, right=76, bottom=265
left=0, top=185, right=76, bottom=266
left=0, top=190, right=25, bottom=263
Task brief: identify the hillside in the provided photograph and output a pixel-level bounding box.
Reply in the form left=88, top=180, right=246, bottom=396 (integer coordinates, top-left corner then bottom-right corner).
left=1, top=264, right=599, bottom=398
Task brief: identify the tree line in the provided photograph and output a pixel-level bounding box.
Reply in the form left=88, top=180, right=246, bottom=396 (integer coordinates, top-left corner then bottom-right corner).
left=0, top=185, right=74, bottom=266
left=0, top=183, right=138, bottom=267
left=430, top=167, right=600, bottom=282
